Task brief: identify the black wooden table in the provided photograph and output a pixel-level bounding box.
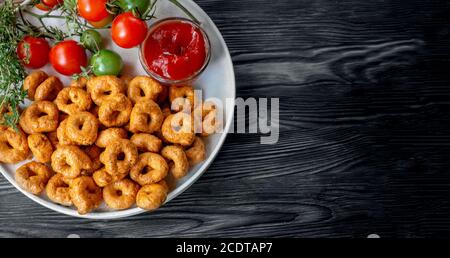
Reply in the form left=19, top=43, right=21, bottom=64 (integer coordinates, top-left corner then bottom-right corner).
left=2, top=0, right=450, bottom=238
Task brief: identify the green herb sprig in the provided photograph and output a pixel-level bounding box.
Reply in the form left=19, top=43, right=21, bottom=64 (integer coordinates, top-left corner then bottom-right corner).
left=0, top=0, right=27, bottom=130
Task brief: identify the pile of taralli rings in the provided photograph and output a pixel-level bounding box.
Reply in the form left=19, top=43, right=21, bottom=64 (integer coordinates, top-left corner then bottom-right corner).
left=0, top=71, right=219, bottom=215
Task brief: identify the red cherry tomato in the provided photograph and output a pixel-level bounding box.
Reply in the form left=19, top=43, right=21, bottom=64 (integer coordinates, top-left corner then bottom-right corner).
left=36, top=3, right=51, bottom=11
left=77, top=0, right=109, bottom=22
left=36, top=0, right=63, bottom=10
left=17, top=36, right=51, bottom=69
left=111, top=12, right=148, bottom=49
left=42, top=0, right=63, bottom=7
left=88, top=14, right=114, bottom=28
left=49, top=40, right=87, bottom=76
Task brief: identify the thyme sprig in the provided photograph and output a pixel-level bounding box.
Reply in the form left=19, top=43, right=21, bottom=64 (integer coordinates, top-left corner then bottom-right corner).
left=60, top=0, right=95, bottom=36
left=0, top=0, right=27, bottom=130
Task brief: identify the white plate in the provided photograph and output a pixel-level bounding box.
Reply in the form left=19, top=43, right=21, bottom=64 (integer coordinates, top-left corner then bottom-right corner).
left=0, top=0, right=235, bottom=219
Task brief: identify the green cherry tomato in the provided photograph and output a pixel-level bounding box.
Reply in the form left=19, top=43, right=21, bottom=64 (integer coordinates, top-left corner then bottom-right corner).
left=81, top=29, right=103, bottom=53
left=117, top=0, right=150, bottom=15
left=90, top=49, right=123, bottom=76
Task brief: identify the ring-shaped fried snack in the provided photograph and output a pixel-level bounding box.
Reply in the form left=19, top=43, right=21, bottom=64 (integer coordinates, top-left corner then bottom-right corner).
left=66, top=112, right=99, bottom=145
left=202, top=109, right=219, bottom=136
left=103, top=179, right=139, bottom=210
left=69, top=176, right=102, bottom=215
left=87, top=76, right=126, bottom=106
left=196, top=101, right=221, bottom=137
left=27, top=133, right=53, bottom=163
left=46, top=131, right=59, bottom=149
left=82, top=145, right=103, bottom=174
left=15, top=161, right=52, bottom=195
left=169, top=85, right=195, bottom=112
left=98, top=94, right=132, bottom=127
left=161, top=104, right=172, bottom=119
left=120, top=75, right=132, bottom=87
left=56, top=119, right=76, bottom=146
left=89, top=104, right=100, bottom=118
left=95, top=128, right=128, bottom=148
left=129, top=100, right=164, bottom=134
left=19, top=101, right=59, bottom=134
left=23, top=71, right=48, bottom=100
left=127, top=76, right=163, bottom=104
left=34, top=76, right=63, bottom=101
left=58, top=112, right=69, bottom=123
left=0, top=104, right=20, bottom=125
left=136, top=181, right=169, bottom=211
left=99, top=139, right=138, bottom=175
left=46, top=174, right=72, bottom=206
left=51, top=145, right=93, bottom=179
left=55, top=87, right=92, bottom=115
left=161, top=113, right=195, bottom=146
left=130, top=133, right=162, bottom=153
left=154, top=129, right=170, bottom=145
left=70, top=76, right=89, bottom=89
left=93, top=167, right=128, bottom=187
left=0, top=126, right=30, bottom=163
left=185, top=136, right=206, bottom=166
left=157, top=84, right=169, bottom=104
left=161, top=145, right=189, bottom=179
left=130, top=152, right=168, bottom=186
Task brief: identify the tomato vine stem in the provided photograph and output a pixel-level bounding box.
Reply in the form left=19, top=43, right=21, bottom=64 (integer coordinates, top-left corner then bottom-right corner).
left=168, top=0, right=200, bottom=24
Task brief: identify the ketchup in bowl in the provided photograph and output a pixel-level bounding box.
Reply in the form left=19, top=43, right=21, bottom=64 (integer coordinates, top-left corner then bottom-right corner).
left=140, top=18, right=211, bottom=84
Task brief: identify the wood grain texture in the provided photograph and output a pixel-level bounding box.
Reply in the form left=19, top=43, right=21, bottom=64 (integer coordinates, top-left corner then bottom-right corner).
left=2, top=0, right=450, bottom=238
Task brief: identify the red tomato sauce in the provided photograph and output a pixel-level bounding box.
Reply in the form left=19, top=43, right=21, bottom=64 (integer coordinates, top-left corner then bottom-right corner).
left=142, top=19, right=208, bottom=81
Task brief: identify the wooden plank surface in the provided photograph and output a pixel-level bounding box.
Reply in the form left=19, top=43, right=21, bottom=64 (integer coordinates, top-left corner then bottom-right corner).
left=2, top=0, right=450, bottom=238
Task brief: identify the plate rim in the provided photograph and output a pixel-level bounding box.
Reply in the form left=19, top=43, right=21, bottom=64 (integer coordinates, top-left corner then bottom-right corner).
left=0, top=0, right=236, bottom=219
